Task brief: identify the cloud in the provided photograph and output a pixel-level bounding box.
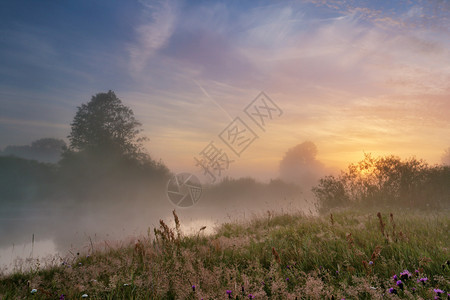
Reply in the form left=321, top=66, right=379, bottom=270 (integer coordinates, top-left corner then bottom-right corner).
left=128, top=0, right=179, bottom=75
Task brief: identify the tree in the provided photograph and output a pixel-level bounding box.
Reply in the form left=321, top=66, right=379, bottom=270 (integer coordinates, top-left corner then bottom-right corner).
left=312, top=154, right=449, bottom=212
left=442, top=147, right=450, bottom=166
left=2, top=138, right=66, bottom=163
left=279, top=141, right=325, bottom=187
left=66, top=90, right=147, bottom=161
left=59, top=91, right=171, bottom=202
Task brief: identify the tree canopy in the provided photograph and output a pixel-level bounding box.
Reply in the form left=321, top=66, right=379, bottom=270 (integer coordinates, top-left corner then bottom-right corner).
left=279, top=141, right=325, bottom=187
left=312, top=153, right=450, bottom=212
left=67, top=90, right=146, bottom=161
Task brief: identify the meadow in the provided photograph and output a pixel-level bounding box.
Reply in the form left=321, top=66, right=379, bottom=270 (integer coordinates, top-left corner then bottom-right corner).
left=0, top=208, right=448, bottom=299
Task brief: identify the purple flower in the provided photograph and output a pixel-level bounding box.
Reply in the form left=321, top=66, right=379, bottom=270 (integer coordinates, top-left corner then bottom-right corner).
left=434, top=289, right=444, bottom=295
left=396, top=280, right=403, bottom=289
left=369, top=261, right=373, bottom=265
left=389, top=288, right=397, bottom=294
left=412, top=288, right=416, bottom=293
left=418, top=277, right=428, bottom=284
left=226, top=290, right=233, bottom=298
left=400, top=270, right=412, bottom=280
left=248, top=294, right=255, bottom=299
left=286, top=277, right=289, bottom=281
left=393, top=274, right=398, bottom=281
left=415, top=269, right=419, bottom=275
left=192, top=285, right=196, bottom=292
left=59, top=295, right=65, bottom=300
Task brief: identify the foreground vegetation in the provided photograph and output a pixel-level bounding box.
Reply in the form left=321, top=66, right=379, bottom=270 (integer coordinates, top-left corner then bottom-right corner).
left=1, top=208, right=449, bottom=299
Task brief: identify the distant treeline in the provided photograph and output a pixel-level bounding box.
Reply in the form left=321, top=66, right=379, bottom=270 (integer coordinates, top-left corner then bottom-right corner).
left=0, top=138, right=66, bottom=163
left=312, top=153, right=450, bottom=212
left=202, top=177, right=304, bottom=211
left=0, top=154, right=171, bottom=206
left=1, top=91, right=448, bottom=214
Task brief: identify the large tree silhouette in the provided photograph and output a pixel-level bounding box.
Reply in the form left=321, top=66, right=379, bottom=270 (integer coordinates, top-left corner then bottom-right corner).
left=60, top=91, right=170, bottom=202
left=279, top=141, right=325, bottom=188
left=67, top=90, right=147, bottom=161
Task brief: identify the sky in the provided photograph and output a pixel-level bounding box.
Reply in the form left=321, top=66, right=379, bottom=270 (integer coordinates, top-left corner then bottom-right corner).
left=0, top=0, right=449, bottom=181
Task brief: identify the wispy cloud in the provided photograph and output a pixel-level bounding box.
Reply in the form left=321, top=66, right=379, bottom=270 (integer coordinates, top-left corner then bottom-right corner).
left=1, top=0, right=449, bottom=174
left=128, top=0, right=179, bottom=75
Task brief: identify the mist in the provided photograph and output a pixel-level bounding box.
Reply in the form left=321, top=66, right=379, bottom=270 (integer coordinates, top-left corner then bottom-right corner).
left=0, top=135, right=319, bottom=273
left=1, top=1, right=450, bottom=297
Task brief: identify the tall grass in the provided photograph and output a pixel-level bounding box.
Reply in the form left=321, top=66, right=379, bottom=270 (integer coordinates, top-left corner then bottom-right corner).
left=0, top=208, right=448, bottom=299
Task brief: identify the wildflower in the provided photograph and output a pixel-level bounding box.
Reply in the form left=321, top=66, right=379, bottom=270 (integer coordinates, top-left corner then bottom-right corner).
left=59, top=295, right=65, bottom=300
left=411, top=288, right=416, bottom=293
left=226, top=290, right=232, bottom=298
left=286, top=277, right=289, bottom=282
left=248, top=294, right=255, bottom=299
left=31, top=289, right=37, bottom=294
left=192, top=285, right=196, bottom=292
left=389, top=288, right=397, bottom=294
left=434, top=289, right=444, bottom=295
left=396, top=280, right=403, bottom=290
left=369, top=261, right=374, bottom=265
left=81, top=294, right=88, bottom=298
left=400, top=270, right=412, bottom=280
left=415, top=269, right=420, bottom=275
left=418, top=277, right=428, bottom=284
left=393, top=274, right=398, bottom=281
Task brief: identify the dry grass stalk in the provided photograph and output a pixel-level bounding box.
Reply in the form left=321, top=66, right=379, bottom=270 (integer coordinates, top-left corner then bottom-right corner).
left=376, top=212, right=385, bottom=237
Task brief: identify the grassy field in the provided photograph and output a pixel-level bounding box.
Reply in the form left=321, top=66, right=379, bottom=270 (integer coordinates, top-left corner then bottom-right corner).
left=0, top=208, right=449, bottom=299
